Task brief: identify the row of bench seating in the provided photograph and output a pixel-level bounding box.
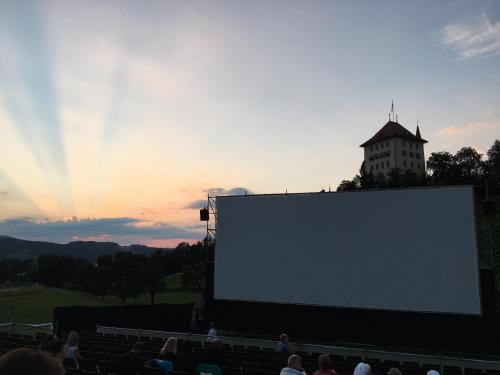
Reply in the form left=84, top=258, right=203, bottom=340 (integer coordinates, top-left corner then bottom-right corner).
left=1, top=331, right=499, bottom=375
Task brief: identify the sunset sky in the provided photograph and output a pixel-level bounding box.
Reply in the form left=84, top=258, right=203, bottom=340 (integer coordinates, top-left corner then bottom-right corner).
left=1, top=0, right=499, bottom=246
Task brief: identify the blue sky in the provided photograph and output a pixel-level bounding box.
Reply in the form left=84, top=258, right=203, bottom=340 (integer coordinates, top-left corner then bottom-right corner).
left=0, top=0, right=499, bottom=245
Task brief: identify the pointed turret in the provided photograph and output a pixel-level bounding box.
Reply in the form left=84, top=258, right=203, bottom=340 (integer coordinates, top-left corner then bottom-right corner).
left=416, top=125, right=422, bottom=140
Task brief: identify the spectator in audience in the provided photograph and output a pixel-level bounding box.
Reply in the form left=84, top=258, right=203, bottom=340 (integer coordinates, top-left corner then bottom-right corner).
left=387, top=368, right=402, bottom=375
left=64, top=330, right=82, bottom=368
left=160, top=337, right=178, bottom=363
left=207, top=322, right=217, bottom=343
left=313, top=354, right=337, bottom=375
left=203, top=338, right=225, bottom=368
left=276, top=334, right=291, bottom=354
left=0, top=348, right=64, bottom=375
left=177, top=340, right=199, bottom=373
left=40, top=339, right=66, bottom=364
left=353, top=362, right=371, bottom=375
left=280, top=354, right=305, bottom=375
left=117, top=341, right=145, bottom=375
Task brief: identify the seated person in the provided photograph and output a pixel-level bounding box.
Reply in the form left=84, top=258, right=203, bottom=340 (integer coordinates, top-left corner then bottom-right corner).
left=64, top=331, right=82, bottom=369
left=353, top=362, right=371, bottom=375
left=280, top=355, right=305, bottom=375
left=160, top=337, right=178, bottom=363
left=177, top=340, right=199, bottom=373
left=276, top=334, right=291, bottom=354
left=203, top=339, right=225, bottom=368
left=207, top=322, right=217, bottom=343
left=117, top=342, right=144, bottom=375
left=0, top=348, right=64, bottom=375
left=313, top=354, right=337, bottom=375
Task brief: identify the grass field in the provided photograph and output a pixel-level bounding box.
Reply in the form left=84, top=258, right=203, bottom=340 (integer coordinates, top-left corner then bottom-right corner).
left=0, top=273, right=202, bottom=324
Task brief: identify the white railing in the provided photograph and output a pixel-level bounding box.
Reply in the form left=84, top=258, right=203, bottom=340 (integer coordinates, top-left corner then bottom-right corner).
left=0, top=322, right=54, bottom=337
left=95, top=326, right=500, bottom=373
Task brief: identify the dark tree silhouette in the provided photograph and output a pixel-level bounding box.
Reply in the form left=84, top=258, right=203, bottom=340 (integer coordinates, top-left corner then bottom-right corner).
left=337, top=179, right=357, bottom=191
left=426, top=151, right=455, bottom=184
left=374, top=172, right=386, bottom=188
left=402, top=170, right=418, bottom=187
left=486, top=140, right=500, bottom=192
left=142, top=251, right=167, bottom=304
left=454, top=147, right=484, bottom=182
left=96, top=254, right=113, bottom=299
left=387, top=168, right=402, bottom=188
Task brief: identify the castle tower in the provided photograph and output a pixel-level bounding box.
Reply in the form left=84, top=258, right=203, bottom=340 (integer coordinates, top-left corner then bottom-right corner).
left=360, top=119, right=427, bottom=177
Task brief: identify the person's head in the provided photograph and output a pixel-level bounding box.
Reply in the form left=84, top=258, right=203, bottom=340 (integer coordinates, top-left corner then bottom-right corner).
left=182, top=340, right=193, bottom=354
left=280, top=334, right=289, bottom=343
left=387, top=368, right=402, bottom=375
left=427, top=371, right=440, bottom=375
left=288, top=354, right=302, bottom=371
left=209, top=322, right=216, bottom=329
left=66, top=331, right=79, bottom=346
left=132, top=341, right=144, bottom=354
left=318, top=354, right=333, bottom=371
left=40, top=340, right=66, bottom=363
left=0, top=348, right=64, bottom=375
left=354, top=362, right=371, bottom=375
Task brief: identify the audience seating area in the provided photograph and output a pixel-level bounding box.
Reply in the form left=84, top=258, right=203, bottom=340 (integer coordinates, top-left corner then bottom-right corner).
left=1, top=331, right=500, bottom=375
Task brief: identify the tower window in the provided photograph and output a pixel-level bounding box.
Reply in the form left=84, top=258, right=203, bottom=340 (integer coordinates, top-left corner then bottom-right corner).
left=402, top=150, right=407, bottom=156
left=409, top=152, right=414, bottom=158
left=417, top=163, right=420, bottom=169
left=411, top=162, right=414, bottom=168
left=410, top=142, right=413, bottom=148
left=375, top=144, right=378, bottom=150
left=415, top=153, right=420, bottom=159
left=386, top=141, right=389, bottom=147
left=376, top=163, right=379, bottom=170
left=386, top=161, right=389, bottom=167
left=370, top=146, right=373, bottom=151
left=403, top=160, right=407, bottom=167
left=370, top=165, right=374, bottom=171
left=403, top=140, right=406, bottom=146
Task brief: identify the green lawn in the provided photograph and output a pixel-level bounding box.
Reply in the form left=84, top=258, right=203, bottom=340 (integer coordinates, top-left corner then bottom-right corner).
left=0, top=273, right=202, bottom=324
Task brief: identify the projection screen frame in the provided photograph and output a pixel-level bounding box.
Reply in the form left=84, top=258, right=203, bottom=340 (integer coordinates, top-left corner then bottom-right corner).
left=213, top=186, right=482, bottom=315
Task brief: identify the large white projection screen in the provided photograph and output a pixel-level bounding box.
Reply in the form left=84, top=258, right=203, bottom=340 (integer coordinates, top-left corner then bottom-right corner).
left=214, top=186, right=481, bottom=314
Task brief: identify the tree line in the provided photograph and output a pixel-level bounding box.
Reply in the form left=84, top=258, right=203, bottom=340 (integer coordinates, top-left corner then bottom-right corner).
left=0, top=240, right=212, bottom=304
left=337, top=140, right=500, bottom=192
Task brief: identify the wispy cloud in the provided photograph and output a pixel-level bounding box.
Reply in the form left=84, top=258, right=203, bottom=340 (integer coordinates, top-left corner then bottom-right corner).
left=441, top=12, right=500, bottom=60
left=0, top=217, right=203, bottom=245
left=185, top=187, right=254, bottom=209
left=202, top=187, right=254, bottom=196
left=438, top=122, right=500, bottom=137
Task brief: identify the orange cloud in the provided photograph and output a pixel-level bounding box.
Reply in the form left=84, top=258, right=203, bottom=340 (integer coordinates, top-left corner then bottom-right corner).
left=438, top=122, right=499, bottom=137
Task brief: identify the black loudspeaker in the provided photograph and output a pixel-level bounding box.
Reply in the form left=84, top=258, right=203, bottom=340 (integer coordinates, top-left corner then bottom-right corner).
left=483, top=200, right=496, bottom=216
left=200, top=208, right=209, bottom=221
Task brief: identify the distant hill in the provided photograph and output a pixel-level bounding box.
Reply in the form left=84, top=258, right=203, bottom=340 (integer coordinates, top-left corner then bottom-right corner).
left=0, top=236, right=172, bottom=261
